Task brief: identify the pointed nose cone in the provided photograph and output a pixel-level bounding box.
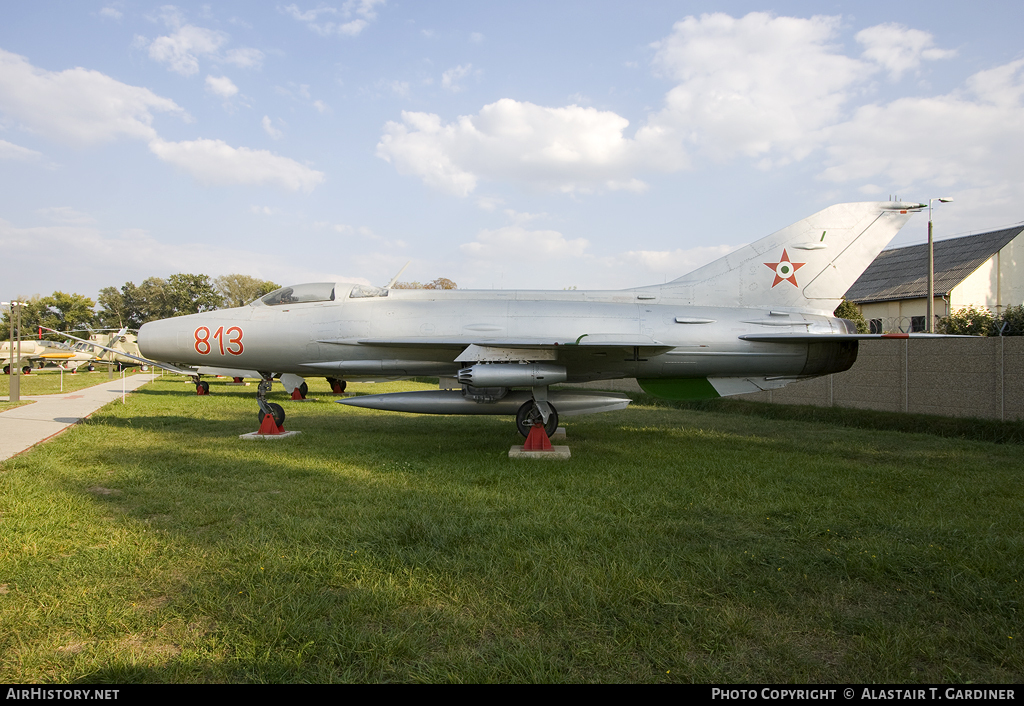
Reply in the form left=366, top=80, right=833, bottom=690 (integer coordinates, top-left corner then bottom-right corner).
left=137, top=318, right=180, bottom=362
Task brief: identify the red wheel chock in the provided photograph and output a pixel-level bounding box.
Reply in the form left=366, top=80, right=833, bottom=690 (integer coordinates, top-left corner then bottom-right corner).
left=290, top=388, right=305, bottom=400
left=196, top=385, right=207, bottom=396
left=233, top=377, right=243, bottom=383
left=522, top=423, right=553, bottom=451
left=257, top=414, right=285, bottom=435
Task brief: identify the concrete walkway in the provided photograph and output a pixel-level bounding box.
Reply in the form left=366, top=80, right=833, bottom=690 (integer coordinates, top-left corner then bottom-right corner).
left=0, top=374, right=158, bottom=462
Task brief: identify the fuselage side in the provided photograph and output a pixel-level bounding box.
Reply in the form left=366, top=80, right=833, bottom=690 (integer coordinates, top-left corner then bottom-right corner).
left=137, top=283, right=852, bottom=383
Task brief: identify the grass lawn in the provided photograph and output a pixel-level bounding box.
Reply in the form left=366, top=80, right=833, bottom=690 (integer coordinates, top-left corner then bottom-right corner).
left=1, top=369, right=148, bottom=397
left=0, top=376, right=1021, bottom=683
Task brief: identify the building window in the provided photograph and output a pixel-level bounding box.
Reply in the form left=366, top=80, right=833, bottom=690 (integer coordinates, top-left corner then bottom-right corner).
left=869, top=319, right=883, bottom=334
left=911, top=316, right=926, bottom=332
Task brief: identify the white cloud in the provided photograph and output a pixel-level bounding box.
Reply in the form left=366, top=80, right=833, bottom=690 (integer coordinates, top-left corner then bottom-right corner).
left=441, top=63, right=474, bottom=92
left=274, top=82, right=328, bottom=112
left=36, top=206, right=96, bottom=224
left=648, top=12, right=867, bottom=164
left=99, top=6, right=123, bottom=20
left=282, top=1, right=385, bottom=37
left=148, top=23, right=229, bottom=76
left=375, top=9, right=1019, bottom=224
left=0, top=50, right=329, bottom=194
left=0, top=48, right=185, bottom=146
left=261, top=115, right=284, bottom=139
left=470, top=32, right=484, bottom=44
left=376, top=111, right=478, bottom=196
left=503, top=209, right=546, bottom=225
left=619, top=245, right=738, bottom=279
left=145, top=10, right=263, bottom=75
left=450, top=225, right=744, bottom=290
left=0, top=218, right=370, bottom=297
left=0, top=138, right=42, bottom=161
left=224, top=47, right=264, bottom=69
left=205, top=75, right=238, bottom=98
left=460, top=226, right=589, bottom=261
left=148, top=138, right=325, bottom=191
left=821, top=58, right=1024, bottom=191
left=856, top=23, right=956, bottom=81
left=604, top=178, right=648, bottom=193
left=475, top=196, right=503, bottom=211
left=377, top=13, right=874, bottom=193
left=376, top=100, right=673, bottom=196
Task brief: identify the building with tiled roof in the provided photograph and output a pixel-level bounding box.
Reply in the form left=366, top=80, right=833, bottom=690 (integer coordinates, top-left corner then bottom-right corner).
left=845, top=225, right=1024, bottom=333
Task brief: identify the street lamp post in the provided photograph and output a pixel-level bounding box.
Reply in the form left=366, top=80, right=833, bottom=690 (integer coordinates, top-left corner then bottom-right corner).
left=3, top=301, right=25, bottom=402
left=927, top=198, right=954, bottom=333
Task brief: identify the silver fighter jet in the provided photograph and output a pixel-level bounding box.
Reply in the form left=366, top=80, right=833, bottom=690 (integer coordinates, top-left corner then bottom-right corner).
left=137, top=201, right=930, bottom=436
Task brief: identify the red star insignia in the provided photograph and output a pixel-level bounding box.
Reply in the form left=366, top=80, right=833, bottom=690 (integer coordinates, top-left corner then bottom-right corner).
left=763, top=249, right=805, bottom=288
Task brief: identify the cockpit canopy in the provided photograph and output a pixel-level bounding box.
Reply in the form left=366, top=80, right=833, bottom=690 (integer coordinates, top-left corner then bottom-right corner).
left=258, top=282, right=336, bottom=306
left=348, top=284, right=389, bottom=298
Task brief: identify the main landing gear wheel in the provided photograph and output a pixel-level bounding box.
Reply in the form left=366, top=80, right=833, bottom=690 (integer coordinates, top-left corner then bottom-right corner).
left=22, top=366, right=31, bottom=375
left=258, top=402, right=286, bottom=428
left=327, top=377, right=347, bottom=394
left=196, top=380, right=210, bottom=395
left=2, top=365, right=8, bottom=375
left=516, top=400, right=559, bottom=438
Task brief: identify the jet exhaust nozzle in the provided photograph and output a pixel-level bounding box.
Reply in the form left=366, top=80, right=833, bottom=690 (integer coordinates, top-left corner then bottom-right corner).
left=457, top=363, right=567, bottom=388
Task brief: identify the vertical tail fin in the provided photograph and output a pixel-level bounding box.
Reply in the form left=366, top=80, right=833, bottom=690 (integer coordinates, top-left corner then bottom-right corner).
left=653, top=202, right=925, bottom=312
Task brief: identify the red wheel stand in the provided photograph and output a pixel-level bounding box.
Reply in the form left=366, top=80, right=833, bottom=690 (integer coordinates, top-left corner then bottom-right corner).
left=522, top=423, right=553, bottom=451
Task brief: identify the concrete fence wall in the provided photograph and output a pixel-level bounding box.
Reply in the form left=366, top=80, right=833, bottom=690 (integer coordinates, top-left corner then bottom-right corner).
left=571, top=338, right=1024, bottom=421
left=736, top=338, right=1024, bottom=421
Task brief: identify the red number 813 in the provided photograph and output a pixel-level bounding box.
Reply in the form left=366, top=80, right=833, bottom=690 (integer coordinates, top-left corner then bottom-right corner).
left=194, top=326, right=244, bottom=356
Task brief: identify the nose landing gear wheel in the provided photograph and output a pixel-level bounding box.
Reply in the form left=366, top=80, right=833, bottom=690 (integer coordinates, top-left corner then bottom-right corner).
left=258, top=402, right=286, bottom=428
left=516, top=401, right=559, bottom=438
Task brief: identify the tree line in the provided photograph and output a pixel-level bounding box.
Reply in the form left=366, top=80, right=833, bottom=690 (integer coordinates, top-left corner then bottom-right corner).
left=3, top=274, right=279, bottom=339
left=3, top=274, right=460, bottom=339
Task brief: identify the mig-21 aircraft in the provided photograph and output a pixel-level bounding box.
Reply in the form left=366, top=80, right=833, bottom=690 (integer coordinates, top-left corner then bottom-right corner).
left=135, top=201, right=934, bottom=437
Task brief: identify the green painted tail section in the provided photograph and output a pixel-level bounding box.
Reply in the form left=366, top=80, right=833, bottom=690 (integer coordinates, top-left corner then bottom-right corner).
left=637, top=377, right=721, bottom=401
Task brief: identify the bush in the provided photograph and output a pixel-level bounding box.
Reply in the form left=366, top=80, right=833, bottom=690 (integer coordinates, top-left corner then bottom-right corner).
left=995, top=304, right=1024, bottom=336
left=937, top=305, right=995, bottom=336
left=833, top=298, right=868, bottom=333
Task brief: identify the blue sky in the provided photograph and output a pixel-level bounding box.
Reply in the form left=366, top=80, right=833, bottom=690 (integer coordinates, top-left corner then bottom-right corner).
left=3, top=1, right=1023, bottom=300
